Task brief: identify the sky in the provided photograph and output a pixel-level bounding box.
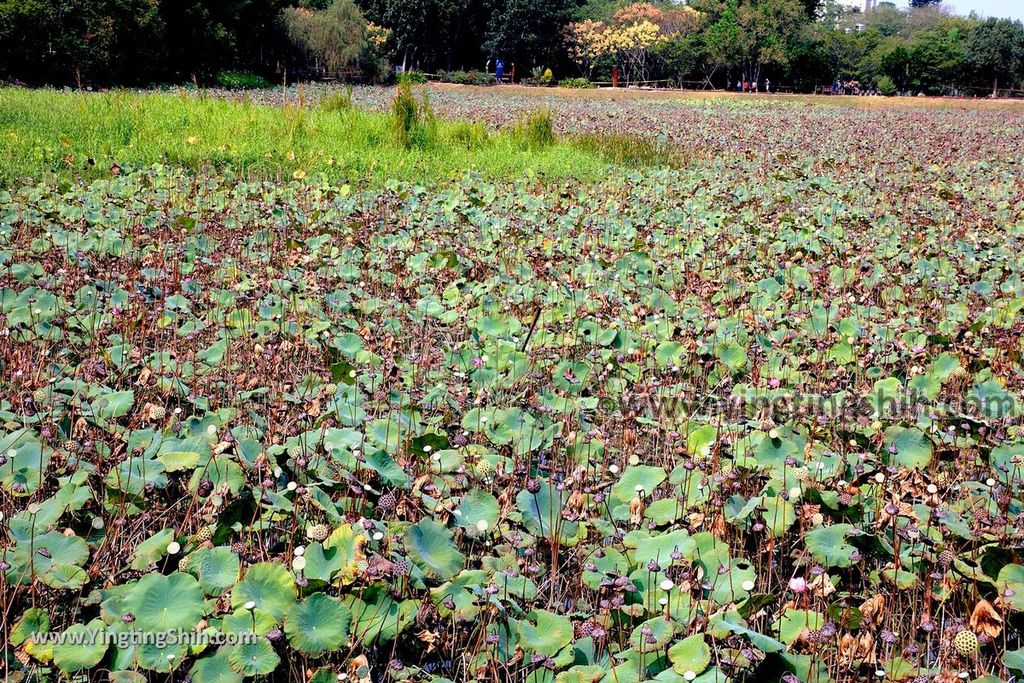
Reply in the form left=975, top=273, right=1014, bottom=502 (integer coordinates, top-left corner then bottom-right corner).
left=893, top=0, right=1024, bottom=21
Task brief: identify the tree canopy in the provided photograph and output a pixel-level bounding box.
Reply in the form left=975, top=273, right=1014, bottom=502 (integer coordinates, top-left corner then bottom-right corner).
left=1, top=0, right=1022, bottom=94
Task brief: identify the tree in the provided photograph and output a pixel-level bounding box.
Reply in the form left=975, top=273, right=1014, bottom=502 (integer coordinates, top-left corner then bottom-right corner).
left=863, top=4, right=907, bottom=37
left=565, top=4, right=702, bottom=82
left=565, top=19, right=609, bottom=76
left=359, top=0, right=437, bottom=70
left=283, top=0, right=373, bottom=77
left=697, top=0, right=744, bottom=85
left=965, top=17, right=1024, bottom=93
left=906, top=24, right=966, bottom=93
left=0, top=0, right=165, bottom=84
left=160, top=0, right=291, bottom=80
left=734, top=0, right=807, bottom=83
left=483, top=0, right=579, bottom=71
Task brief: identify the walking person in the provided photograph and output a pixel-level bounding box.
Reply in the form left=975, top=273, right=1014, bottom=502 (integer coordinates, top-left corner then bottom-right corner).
left=765, top=78, right=771, bottom=93
left=496, top=59, right=504, bottom=84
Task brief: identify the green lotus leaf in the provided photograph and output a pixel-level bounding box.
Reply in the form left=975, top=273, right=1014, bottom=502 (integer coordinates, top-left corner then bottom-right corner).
left=124, top=572, right=205, bottom=633
left=629, top=616, right=677, bottom=650
left=517, top=481, right=579, bottom=542
left=157, top=450, right=201, bottom=472
left=717, top=340, right=748, bottom=373
left=40, top=563, right=89, bottom=589
left=455, top=488, right=499, bottom=534
left=644, top=498, right=683, bottom=525
left=610, top=465, right=666, bottom=506
left=303, top=524, right=367, bottom=586
left=668, top=633, right=711, bottom=676
left=106, top=456, right=167, bottom=496
left=188, top=545, right=241, bottom=595
left=228, top=637, right=280, bottom=676
left=93, top=390, right=134, bottom=420
left=364, top=450, right=412, bottom=487
left=134, top=637, right=189, bottom=672
left=405, top=518, right=465, bottom=581
left=188, top=455, right=244, bottom=495
left=53, top=619, right=108, bottom=673
left=709, top=610, right=785, bottom=654
left=805, top=524, right=857, bottom=568
left=130, top=528, right=176, bottom=570
left=707, top=558, right=756, bottom=606
left=222, top=608, right=278, bottom=636
left=996, top=564, right=1024, bottom=611
left=11, top=607, right=50, bottom=646
left=517, top=609, right=573, bottom=657
left=431, top=569, right=489, bottom=620
left=285, top=593, right=351, bottom=655
left=883, top=427, right=933, bottom=469
left=763, top=495, right=797, bottom=538
left=347, top=586, right=417, bottom=645
left=556, top=665, right=606, bottom=683
left=3, top=531, right=89, bottom=585
left=1005, top=646, right=1024, bottom=673
left=776, top=608, right=824, bottom=646
left=232, top=562, right=297, bottom=621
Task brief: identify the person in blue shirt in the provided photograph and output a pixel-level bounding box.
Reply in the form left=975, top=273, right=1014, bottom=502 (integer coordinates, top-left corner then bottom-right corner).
left=496, top=59, right=504, bottom=84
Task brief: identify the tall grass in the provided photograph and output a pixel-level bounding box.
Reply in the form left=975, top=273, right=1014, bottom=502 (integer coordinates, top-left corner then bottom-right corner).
left=511, top=109, right=555, bottom=149
left=0, top=88, right=638, bottom=185
left=320, top=86, right=354, bottom=112
left=390, top=79, right=436, bottom=149
left=572, top=132, right=680, bottom=168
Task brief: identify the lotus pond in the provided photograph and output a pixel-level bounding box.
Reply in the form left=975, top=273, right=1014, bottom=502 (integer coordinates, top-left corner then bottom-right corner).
left=2, top=89, right=1024, bottom=683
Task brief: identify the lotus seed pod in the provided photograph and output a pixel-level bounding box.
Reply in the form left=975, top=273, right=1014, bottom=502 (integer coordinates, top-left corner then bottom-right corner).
left=938, top=549, right=954, bottom=569
left=953, top=629, right=979, bottom=656
left=306, top=523, right=330, bottom=542
left=378, top=490, right=397, bottom=512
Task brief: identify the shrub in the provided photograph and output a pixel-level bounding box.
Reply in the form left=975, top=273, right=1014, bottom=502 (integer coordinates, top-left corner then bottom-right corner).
left=877, top=75, right=898, bottom=97
left=215, top=71, right=272, bottom=90
left=559, top=77, right=593, bottom=89
left=399, top=70, right=427, bottom=84
left=526, top=66, right=555, bottom=86
left=511, top=109, right=555, bottom=149
left=470, top=71, right=495, bottom=86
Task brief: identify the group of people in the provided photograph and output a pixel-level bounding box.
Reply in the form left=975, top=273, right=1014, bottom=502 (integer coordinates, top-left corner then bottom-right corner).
left=736, top=79, right=771, bottom=93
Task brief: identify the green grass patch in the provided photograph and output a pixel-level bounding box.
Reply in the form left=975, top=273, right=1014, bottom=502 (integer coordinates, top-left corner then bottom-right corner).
left=0, top=88, right=622, bottom=185
left=571, top=132, right=678, bottom=168
left=509, top=109, right=556, bottom=150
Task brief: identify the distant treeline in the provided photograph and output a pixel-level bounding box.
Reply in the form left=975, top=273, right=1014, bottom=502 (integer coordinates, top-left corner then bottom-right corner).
left=1, top=0, right=1022, bottom=95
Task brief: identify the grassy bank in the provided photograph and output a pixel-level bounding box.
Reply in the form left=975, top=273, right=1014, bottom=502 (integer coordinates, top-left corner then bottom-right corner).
left=0, top=87, right=617, bottom=185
